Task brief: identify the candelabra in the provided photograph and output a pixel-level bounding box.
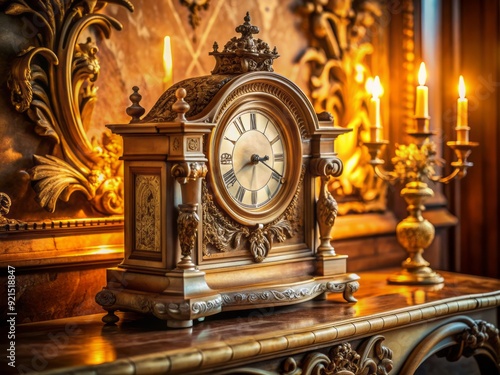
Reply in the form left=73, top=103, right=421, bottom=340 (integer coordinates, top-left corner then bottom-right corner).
left=364, top=116, right=478, bottom=284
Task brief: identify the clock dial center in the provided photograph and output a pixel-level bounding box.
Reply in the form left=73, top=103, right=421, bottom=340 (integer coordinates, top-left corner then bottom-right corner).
left=217, top=111, right=287, bottom=210
left=232, top=130, right=274, bottom=191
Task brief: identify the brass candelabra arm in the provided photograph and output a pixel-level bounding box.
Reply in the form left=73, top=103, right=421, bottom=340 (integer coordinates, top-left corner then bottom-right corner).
left=430, top=141, right=479, bottom=184
left=364, top=140, right=399, bottom=182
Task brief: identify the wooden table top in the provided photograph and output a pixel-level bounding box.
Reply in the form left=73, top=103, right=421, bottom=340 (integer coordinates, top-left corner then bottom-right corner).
left=6, top=269, right=500, bottom=374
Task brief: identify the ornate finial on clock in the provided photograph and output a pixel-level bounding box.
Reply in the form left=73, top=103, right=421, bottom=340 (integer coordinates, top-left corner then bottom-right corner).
left=172, top=88, right=190, bottom=121
left=209, top=12, right=280, bottom=74
left=126, top=86, right=145, bottom=123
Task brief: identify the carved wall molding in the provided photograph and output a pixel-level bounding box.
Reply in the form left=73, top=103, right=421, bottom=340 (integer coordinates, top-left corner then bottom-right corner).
left=4, top=0, right=134, bottom=215
left=297, top=0, right=389, bottom=214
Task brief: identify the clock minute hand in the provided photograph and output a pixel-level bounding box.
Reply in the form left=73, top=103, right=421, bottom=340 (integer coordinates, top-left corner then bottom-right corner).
left=251, top=154, right=285, bottom=183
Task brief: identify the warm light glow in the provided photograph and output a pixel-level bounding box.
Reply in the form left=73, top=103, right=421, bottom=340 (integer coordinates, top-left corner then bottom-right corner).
left=354, top=63, right=365, bottom=83
left=84, top=336, right=116, bottom=365
left=94, top=246, right=116, bottom=255
left=365, top=76, right=374, bottom=94
left=371, top=76, right=383, bottom=99
left=418, top=62, right=427, bottom=86
left=163, top=36, right=173, bottom=88
left=458, top=75, right=466, bottom=99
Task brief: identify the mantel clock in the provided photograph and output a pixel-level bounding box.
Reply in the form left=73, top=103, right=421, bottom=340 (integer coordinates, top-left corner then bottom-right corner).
left=96, top=13, right=359, bottom=328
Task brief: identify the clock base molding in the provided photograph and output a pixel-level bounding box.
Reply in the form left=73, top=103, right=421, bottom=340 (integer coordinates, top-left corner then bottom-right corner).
left=96, top=265, right=360, bottom=327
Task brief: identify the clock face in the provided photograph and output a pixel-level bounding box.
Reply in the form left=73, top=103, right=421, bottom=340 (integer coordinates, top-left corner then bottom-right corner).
left=219, top=111, right=285, bottom=209
left=209, top=103, right=302, bottom=226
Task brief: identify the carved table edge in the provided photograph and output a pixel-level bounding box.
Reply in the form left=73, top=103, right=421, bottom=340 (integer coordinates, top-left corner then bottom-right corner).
left=41, top=290, right=500, bottom=374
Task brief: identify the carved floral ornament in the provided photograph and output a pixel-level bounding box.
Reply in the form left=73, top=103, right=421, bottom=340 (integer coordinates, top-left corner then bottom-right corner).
left=4, top=0, right=134, bottom=215
left=179, top=0, right=210, bottom=36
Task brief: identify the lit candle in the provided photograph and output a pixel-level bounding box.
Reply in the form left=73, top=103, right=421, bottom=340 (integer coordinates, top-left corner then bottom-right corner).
left=163, top=36, right=173, bottom=90
left=369, top=76, right=383, bottom=142
left=415, top=62, right=429, bottom=118
left=457, top=75, right=468, bottom=127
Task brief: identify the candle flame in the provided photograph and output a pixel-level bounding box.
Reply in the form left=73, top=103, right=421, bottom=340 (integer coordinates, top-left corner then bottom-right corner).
left=163, top=36, right=173, bottom=85
left=371, top=76, right=383, bottom=99
left=458, top=75, right=466, bottom=99
left=418, top=62, right=427, bottom=86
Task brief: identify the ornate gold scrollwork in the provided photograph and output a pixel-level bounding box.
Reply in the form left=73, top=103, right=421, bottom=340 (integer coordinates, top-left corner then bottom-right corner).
left=401, top=317, right=500, bottom=374
left=282, top=335, right=393, bottom=375
left=297, top=0, right=386, bottom=214
left=202, top=167, right=305, bottom=263
left=5, top=0, right=134, bottom=215
left=0, top=192, right=24, bottom=225
left=440, top=319, right=500, bottom=365
left=179, top=0, right=210, bottom=38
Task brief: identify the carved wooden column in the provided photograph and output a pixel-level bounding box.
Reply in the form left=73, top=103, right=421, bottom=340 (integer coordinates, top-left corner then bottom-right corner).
left=310, top=114, right=359, bottom=302
left=153, top=89, right=222, bottom=328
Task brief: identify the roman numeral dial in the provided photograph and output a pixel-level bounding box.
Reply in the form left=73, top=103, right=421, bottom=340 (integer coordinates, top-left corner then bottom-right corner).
left=218, top=111, right=286, bottom=209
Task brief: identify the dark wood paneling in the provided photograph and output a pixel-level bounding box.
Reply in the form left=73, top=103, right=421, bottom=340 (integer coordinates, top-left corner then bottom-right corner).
left=441, top=0, right=499, bottom=278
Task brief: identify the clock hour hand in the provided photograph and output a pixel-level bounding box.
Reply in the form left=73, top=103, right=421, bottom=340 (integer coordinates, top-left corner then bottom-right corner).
left=251, top=154, right=285, bottom=183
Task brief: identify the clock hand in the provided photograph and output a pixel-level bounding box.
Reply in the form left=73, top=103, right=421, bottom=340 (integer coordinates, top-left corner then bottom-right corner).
left=251, top=154, right=285, bottom=183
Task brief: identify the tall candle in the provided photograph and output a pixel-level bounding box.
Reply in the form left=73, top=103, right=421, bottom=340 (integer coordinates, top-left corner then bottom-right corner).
left=369, top=76, right=383, bottom=141
left=415, top=62, right=429, bottom=118
left=457, top=75, right=468, bottom=127
left=163, top=36, right=173, bottom=89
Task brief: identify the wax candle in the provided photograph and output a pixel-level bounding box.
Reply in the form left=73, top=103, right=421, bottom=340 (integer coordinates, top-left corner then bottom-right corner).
left=415, top=62, right=429, bottom=118
left=369, top=76, right=383, bottom=141
left=163, top=36, right=173, bottom=89
left=457, top=75, right=468, bottom=127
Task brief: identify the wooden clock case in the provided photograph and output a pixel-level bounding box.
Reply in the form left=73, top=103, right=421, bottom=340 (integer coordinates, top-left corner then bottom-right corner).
left=96, top=13, right=359, bottom=328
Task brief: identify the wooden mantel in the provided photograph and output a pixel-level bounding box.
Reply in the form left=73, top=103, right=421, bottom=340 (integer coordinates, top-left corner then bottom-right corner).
left=8, top=270, right=500, bottom=374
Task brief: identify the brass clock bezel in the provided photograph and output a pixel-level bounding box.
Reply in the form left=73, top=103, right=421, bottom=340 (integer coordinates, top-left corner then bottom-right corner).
left=208, top=97, right=302, bottom=226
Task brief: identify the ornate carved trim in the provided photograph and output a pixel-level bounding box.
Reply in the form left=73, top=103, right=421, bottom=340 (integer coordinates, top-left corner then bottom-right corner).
left=221, top=283, right=326, bottom=307
left=214, top=81, right=309, bottom=139
left=202, top=166, right=305, bottom=263
left=134, top=175, right=161, bottom=252
left=179, top=0, right=210, bottom=35
left=0, top=216, right=123, bottom=233
left=280, top=335, right=393, bottom=375
left=142, top=75, right=235, bottom=123
left=311, top=157, right=343, bottom=255
left=401, top=316, right=500, bottom=374
left=4, top=0, right=133, bottom=215
left=0, top=192, right=24, bottom=226
left=209, top=12, right=279, bottom=75
left=220, top=277, right=359, bottom=308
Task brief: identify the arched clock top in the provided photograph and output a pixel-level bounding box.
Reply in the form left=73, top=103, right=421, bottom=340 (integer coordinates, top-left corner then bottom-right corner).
left=141, top=71, right=333, bottom=141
